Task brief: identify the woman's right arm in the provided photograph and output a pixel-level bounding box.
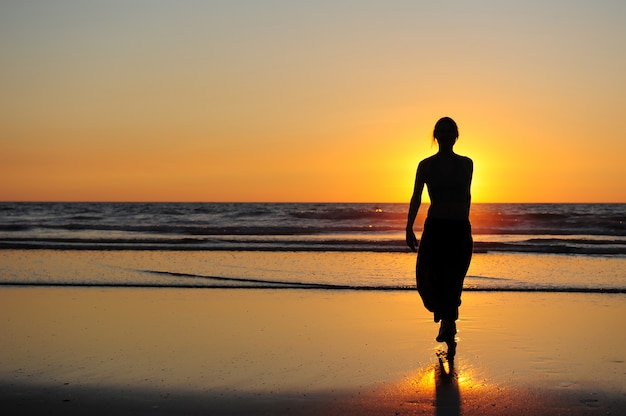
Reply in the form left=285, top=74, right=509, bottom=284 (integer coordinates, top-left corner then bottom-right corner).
left=406, top=162, right=426, bottom=252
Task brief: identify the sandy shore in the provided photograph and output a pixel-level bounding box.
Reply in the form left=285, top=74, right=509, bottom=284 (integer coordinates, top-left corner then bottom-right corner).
left=1, top=287, right=625, bottom=415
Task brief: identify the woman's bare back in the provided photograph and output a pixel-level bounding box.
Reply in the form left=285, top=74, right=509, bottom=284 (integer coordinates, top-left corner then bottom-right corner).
left=420, top=153, right=473, bottom=220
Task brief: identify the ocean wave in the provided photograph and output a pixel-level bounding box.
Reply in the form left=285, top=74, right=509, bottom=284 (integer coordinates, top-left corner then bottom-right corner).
left=14, top=223, right=399, bottom=235
left=1, top=203, right=625, bottom=256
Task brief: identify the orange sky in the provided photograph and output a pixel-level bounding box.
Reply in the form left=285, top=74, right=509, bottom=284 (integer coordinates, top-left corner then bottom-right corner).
left=1, top=1, right=625, bottom=202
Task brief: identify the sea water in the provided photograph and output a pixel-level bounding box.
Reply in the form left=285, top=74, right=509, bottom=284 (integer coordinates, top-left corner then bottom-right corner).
left=0, top=202, right=625, bottom=292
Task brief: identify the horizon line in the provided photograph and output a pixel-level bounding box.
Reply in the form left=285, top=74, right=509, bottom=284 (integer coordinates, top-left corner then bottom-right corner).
left=1, top=200, right=625, bottom=204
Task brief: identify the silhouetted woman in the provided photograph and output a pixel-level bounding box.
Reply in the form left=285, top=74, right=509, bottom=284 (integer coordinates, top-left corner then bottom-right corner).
left=406, top=117, right=473, bottom=345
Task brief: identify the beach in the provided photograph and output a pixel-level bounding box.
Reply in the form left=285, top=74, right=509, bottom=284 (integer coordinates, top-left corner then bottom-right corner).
left=1, top=203, right=625, bottom=414
left=2, top=286, right=625, bottom=415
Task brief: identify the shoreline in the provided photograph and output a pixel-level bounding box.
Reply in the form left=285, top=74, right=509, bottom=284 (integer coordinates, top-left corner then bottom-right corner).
left=2, top=282, right=626, bottom=294
left=1, top=287, right=625, bottom=415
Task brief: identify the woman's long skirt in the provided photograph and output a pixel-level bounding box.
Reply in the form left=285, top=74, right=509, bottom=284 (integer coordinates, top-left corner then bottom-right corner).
left=416, top=217, right=473, bottom=321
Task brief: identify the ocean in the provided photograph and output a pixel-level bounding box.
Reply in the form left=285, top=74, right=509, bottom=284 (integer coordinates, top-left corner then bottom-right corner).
left=1, top=202, right=625, bottom=292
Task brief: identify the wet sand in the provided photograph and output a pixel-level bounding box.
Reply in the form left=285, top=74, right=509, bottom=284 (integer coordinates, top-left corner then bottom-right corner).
left=1, top=287, right=625, bottom=415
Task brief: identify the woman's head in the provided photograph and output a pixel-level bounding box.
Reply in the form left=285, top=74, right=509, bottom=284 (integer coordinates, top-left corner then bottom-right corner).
left=433, top=117, right=458, bottom=146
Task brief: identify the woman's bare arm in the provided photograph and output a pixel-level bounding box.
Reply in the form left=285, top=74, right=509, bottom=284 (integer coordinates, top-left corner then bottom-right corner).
left=406, top=161, right=427, bottom=251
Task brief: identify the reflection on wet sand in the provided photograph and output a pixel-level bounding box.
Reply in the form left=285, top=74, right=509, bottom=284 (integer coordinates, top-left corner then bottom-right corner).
left=2, top=288, right=625, bottom=415
left=403, top=343, right=499, bottom=416
left=434, top=346, right=460, bottom=416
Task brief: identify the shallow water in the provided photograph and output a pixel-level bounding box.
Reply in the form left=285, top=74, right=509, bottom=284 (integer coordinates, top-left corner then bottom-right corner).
left=2, top=250, right=625, bottom=292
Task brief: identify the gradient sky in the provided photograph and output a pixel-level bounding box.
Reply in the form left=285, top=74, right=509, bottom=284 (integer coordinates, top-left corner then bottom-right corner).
left=1, top=1, right=625, bottom=202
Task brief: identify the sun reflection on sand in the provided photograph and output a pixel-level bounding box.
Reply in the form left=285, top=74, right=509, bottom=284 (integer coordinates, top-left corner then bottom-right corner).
left=410, top=351, right=484, bottom=391
left=379, top=350, right=499, bottom=416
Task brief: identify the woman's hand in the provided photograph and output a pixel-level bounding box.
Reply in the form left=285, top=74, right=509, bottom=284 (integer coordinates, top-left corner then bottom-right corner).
left=406, top=228, right=418, bottom=252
